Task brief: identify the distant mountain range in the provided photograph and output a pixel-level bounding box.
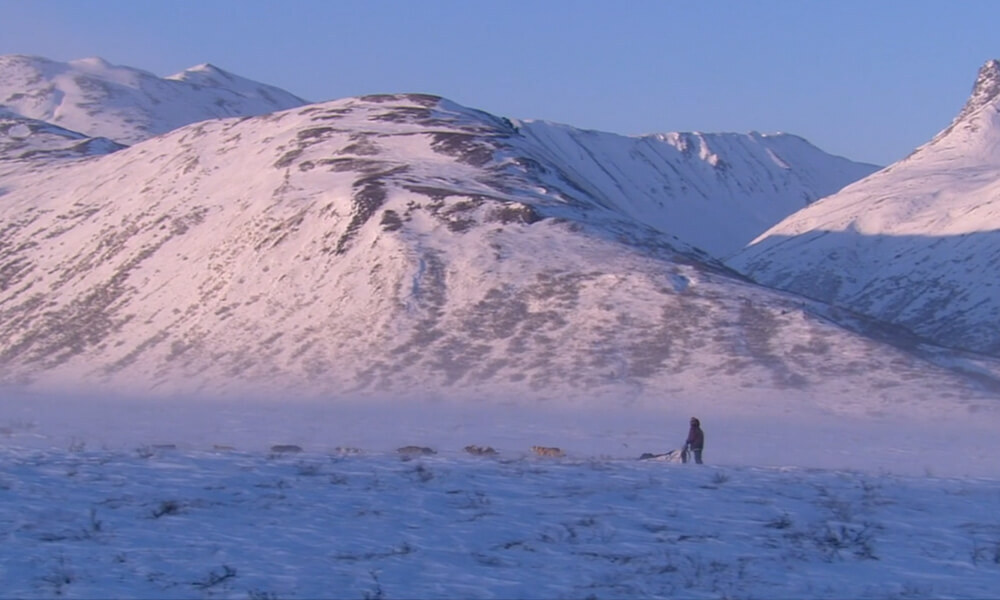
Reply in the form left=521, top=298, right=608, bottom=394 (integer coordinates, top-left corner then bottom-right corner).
left=0, top=54, right=996, bottom=408
left=0, top=54, right=306, bottom=145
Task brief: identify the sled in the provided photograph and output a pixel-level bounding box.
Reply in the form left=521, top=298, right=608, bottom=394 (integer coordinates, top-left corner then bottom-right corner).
left=638, top=449, right=685, bottom=463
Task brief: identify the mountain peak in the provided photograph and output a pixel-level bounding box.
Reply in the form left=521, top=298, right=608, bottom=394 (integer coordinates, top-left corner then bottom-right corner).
left=185, top=62, right=230, bottom=77
left=69, top=56, right=113, bottom=69
left=0, top=55, right=308, bottom=144
left=955, top=59, right=1000, bottom=122
left=170, top=62, right=235, bottom=83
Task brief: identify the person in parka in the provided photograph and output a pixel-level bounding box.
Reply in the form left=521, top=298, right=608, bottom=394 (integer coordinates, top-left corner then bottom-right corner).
left=683, top=417, right=704, bottom=464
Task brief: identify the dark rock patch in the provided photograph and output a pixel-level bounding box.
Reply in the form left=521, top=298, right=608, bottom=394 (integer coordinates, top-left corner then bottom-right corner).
left=487, top=203, right=542, bottom=225
left=430, top=132, right=495, bottom=167
left=380, top=209, right=404, bottom=232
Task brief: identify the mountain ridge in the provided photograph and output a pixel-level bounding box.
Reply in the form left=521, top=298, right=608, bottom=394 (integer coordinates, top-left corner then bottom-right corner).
left=511, top=120, right=878, bottom=256
left=0, top=54, right=308, bottom=145
left=0, top=90, right=990, bottom=412
left=731, top=59, right=1000, bottom=357
left=952, top=59, right=1000, bottom=125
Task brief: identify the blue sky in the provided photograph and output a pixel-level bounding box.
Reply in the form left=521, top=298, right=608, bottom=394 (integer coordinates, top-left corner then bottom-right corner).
left=2, top=0, right=998, bottom=165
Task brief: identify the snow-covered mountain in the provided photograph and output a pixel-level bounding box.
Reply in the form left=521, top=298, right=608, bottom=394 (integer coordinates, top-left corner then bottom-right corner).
left=0, top=91, right=992, bottom=410
left=731, top=60, right=1000, bottom=357
left=0, top=55, right=878, bottom=257
left=511, top=122, right=878, bottom=257
left=0, top=55, right=307, bottom=145
left=0, top=108, right=123, bottom=165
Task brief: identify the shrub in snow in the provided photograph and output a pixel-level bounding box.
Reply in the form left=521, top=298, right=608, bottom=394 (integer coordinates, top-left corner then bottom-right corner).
left=270, top=444, right=303, bottom=454
left=464, top=445, right=498, bottom=456
left=532, top=445, right=566, bottom=457
left=397, top=445, right=435, bottom=456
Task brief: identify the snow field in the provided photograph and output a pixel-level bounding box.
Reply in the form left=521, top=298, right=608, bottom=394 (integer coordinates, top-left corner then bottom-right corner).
left=1, top=446, right=999, bottom=599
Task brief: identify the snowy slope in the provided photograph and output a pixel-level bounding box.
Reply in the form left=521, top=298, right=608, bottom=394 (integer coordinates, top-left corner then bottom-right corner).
left=731, top=60, right=1000, bottom=357
left=0, top=93, right=993, bottom=413
left=0, top=109, right=122, bottom=165
left=515, top=121, right=878, bottom=256
left=0, top=55, right=877, bottom=257
left=0, top=55, right=307, bottom=145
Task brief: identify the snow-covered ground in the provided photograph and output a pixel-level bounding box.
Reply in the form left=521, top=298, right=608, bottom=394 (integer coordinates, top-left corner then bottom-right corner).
left=2, top=393, right=999, bottom=598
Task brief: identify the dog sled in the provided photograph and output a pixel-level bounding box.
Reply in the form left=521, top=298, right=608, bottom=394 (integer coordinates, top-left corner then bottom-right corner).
left=638, top=448, right=685, bottom=463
